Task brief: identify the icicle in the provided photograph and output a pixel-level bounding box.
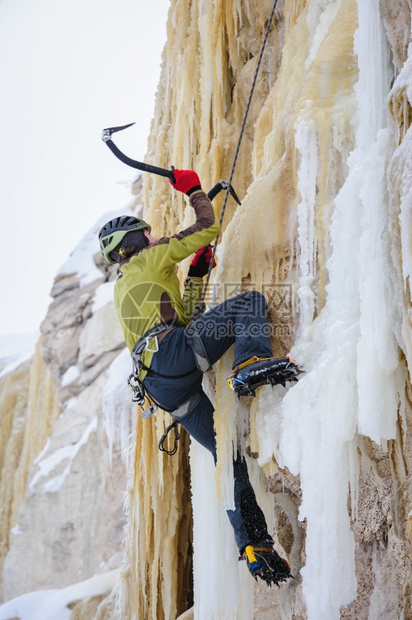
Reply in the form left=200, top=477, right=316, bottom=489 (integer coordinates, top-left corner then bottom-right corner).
left=190, top=440, right=254, bottom=619
left=101, top=348, right=135, bottom=465
left=294, top=117, right=318, bottom=338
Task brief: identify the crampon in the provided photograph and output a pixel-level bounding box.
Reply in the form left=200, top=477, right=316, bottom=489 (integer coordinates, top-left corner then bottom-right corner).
left=227, top=356, right=304, bottom=397
left=242, top=545, right=292, bottom=586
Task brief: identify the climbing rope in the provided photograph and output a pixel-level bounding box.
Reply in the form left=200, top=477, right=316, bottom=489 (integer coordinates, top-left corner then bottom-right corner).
left=199, top=0, right=279, bottom=308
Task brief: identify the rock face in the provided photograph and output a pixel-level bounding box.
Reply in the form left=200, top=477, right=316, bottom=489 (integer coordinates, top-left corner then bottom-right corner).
left=1, top=3, right=412, bottom=620
left=0, top=288, right=125, bottom=600
left=0, top=178, right=144, bottom=612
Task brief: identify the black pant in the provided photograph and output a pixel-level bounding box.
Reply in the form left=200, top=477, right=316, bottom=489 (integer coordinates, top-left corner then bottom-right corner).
left=143, top=292, right=274, bottom=551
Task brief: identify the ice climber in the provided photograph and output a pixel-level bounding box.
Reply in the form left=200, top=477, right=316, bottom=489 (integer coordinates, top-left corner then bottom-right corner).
left=98, top=169, right=301, bottom=586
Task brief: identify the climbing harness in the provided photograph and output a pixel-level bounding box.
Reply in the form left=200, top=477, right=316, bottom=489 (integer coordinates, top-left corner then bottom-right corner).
left=129, top=323, right=202, bottom=416
left=128, top=322, right=174, bottom=417
left=129, top=323, right=207, bottom=453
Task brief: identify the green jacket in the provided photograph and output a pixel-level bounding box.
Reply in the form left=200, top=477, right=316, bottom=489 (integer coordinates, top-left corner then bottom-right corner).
left=114, top=190, right=220, bottom=378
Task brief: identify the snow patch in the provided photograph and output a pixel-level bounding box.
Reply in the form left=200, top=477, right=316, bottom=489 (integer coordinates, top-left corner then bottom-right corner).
left=34, top=438, right=51, bottom=465
left=0, top=569, right=119, bottom=620
left=57, top=225, right=105, bottom=288
left=10, top=525, right=23, bottom=535
left=92, top=280, right=116, bottom=313
left=29, top=417, right=98, bottom=493
left=0, top=332, right=38, bottom=378
left=61, top=365, right=81, bottom=387
left=65, top=397, right=78, bottom=410
left=57, top=205, right=137, bottom=288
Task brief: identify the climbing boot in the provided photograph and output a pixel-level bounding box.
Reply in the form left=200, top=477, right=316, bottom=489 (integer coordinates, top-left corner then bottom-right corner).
left=227, top=356, right=303, bottom=397
left=241, top=545, right=292, bottom=586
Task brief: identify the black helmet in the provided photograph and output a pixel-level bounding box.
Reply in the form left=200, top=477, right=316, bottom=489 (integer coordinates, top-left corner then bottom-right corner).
left=98, top=215, right=151, bottom=263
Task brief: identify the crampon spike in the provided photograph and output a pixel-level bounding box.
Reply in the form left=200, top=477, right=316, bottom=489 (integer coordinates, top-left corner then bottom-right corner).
left=241, top=546, right=292, bottom=587
left=228, top=357, right=304, bottom=397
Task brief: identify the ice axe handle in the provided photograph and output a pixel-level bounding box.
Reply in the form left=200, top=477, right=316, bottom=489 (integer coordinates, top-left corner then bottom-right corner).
left=207, top=181, right=242, bottom=205
left=207, top=182, right=224, bottom=202
left=102, top=128, right=176, bottom=183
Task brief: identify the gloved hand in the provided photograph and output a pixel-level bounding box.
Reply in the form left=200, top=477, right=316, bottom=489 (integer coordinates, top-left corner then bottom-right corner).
left=188, top=245, right=216, bottom=278
left=170, top=169, right=202, bottom=196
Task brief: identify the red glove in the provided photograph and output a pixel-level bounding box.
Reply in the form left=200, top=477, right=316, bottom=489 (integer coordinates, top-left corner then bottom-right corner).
left=188, top=245, right=216, bottom=278
left=170, top=169, right=202, bottom=196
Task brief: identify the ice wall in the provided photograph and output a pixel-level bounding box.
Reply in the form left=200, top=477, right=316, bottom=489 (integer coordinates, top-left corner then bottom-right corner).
left=128, top=0, right=412, bottom=618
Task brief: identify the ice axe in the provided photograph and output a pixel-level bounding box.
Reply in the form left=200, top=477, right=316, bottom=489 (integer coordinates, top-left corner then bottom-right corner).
left=102, top=122, right=241, bottom=205
left=102, top=122, right=177, bottom=183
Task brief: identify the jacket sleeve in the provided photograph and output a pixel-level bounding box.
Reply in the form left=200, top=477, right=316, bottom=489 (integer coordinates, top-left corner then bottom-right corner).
left=181, top=276, right=204, bottom=322
left=153, top=190, right=220, bottom=268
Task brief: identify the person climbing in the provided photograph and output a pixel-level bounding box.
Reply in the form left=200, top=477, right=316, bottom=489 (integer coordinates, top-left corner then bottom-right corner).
left=98, top=169, right=301, bottom=586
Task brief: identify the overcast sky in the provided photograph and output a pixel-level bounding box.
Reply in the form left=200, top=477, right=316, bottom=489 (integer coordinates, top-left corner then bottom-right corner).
left=0, top=0, right=170, bottom=338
